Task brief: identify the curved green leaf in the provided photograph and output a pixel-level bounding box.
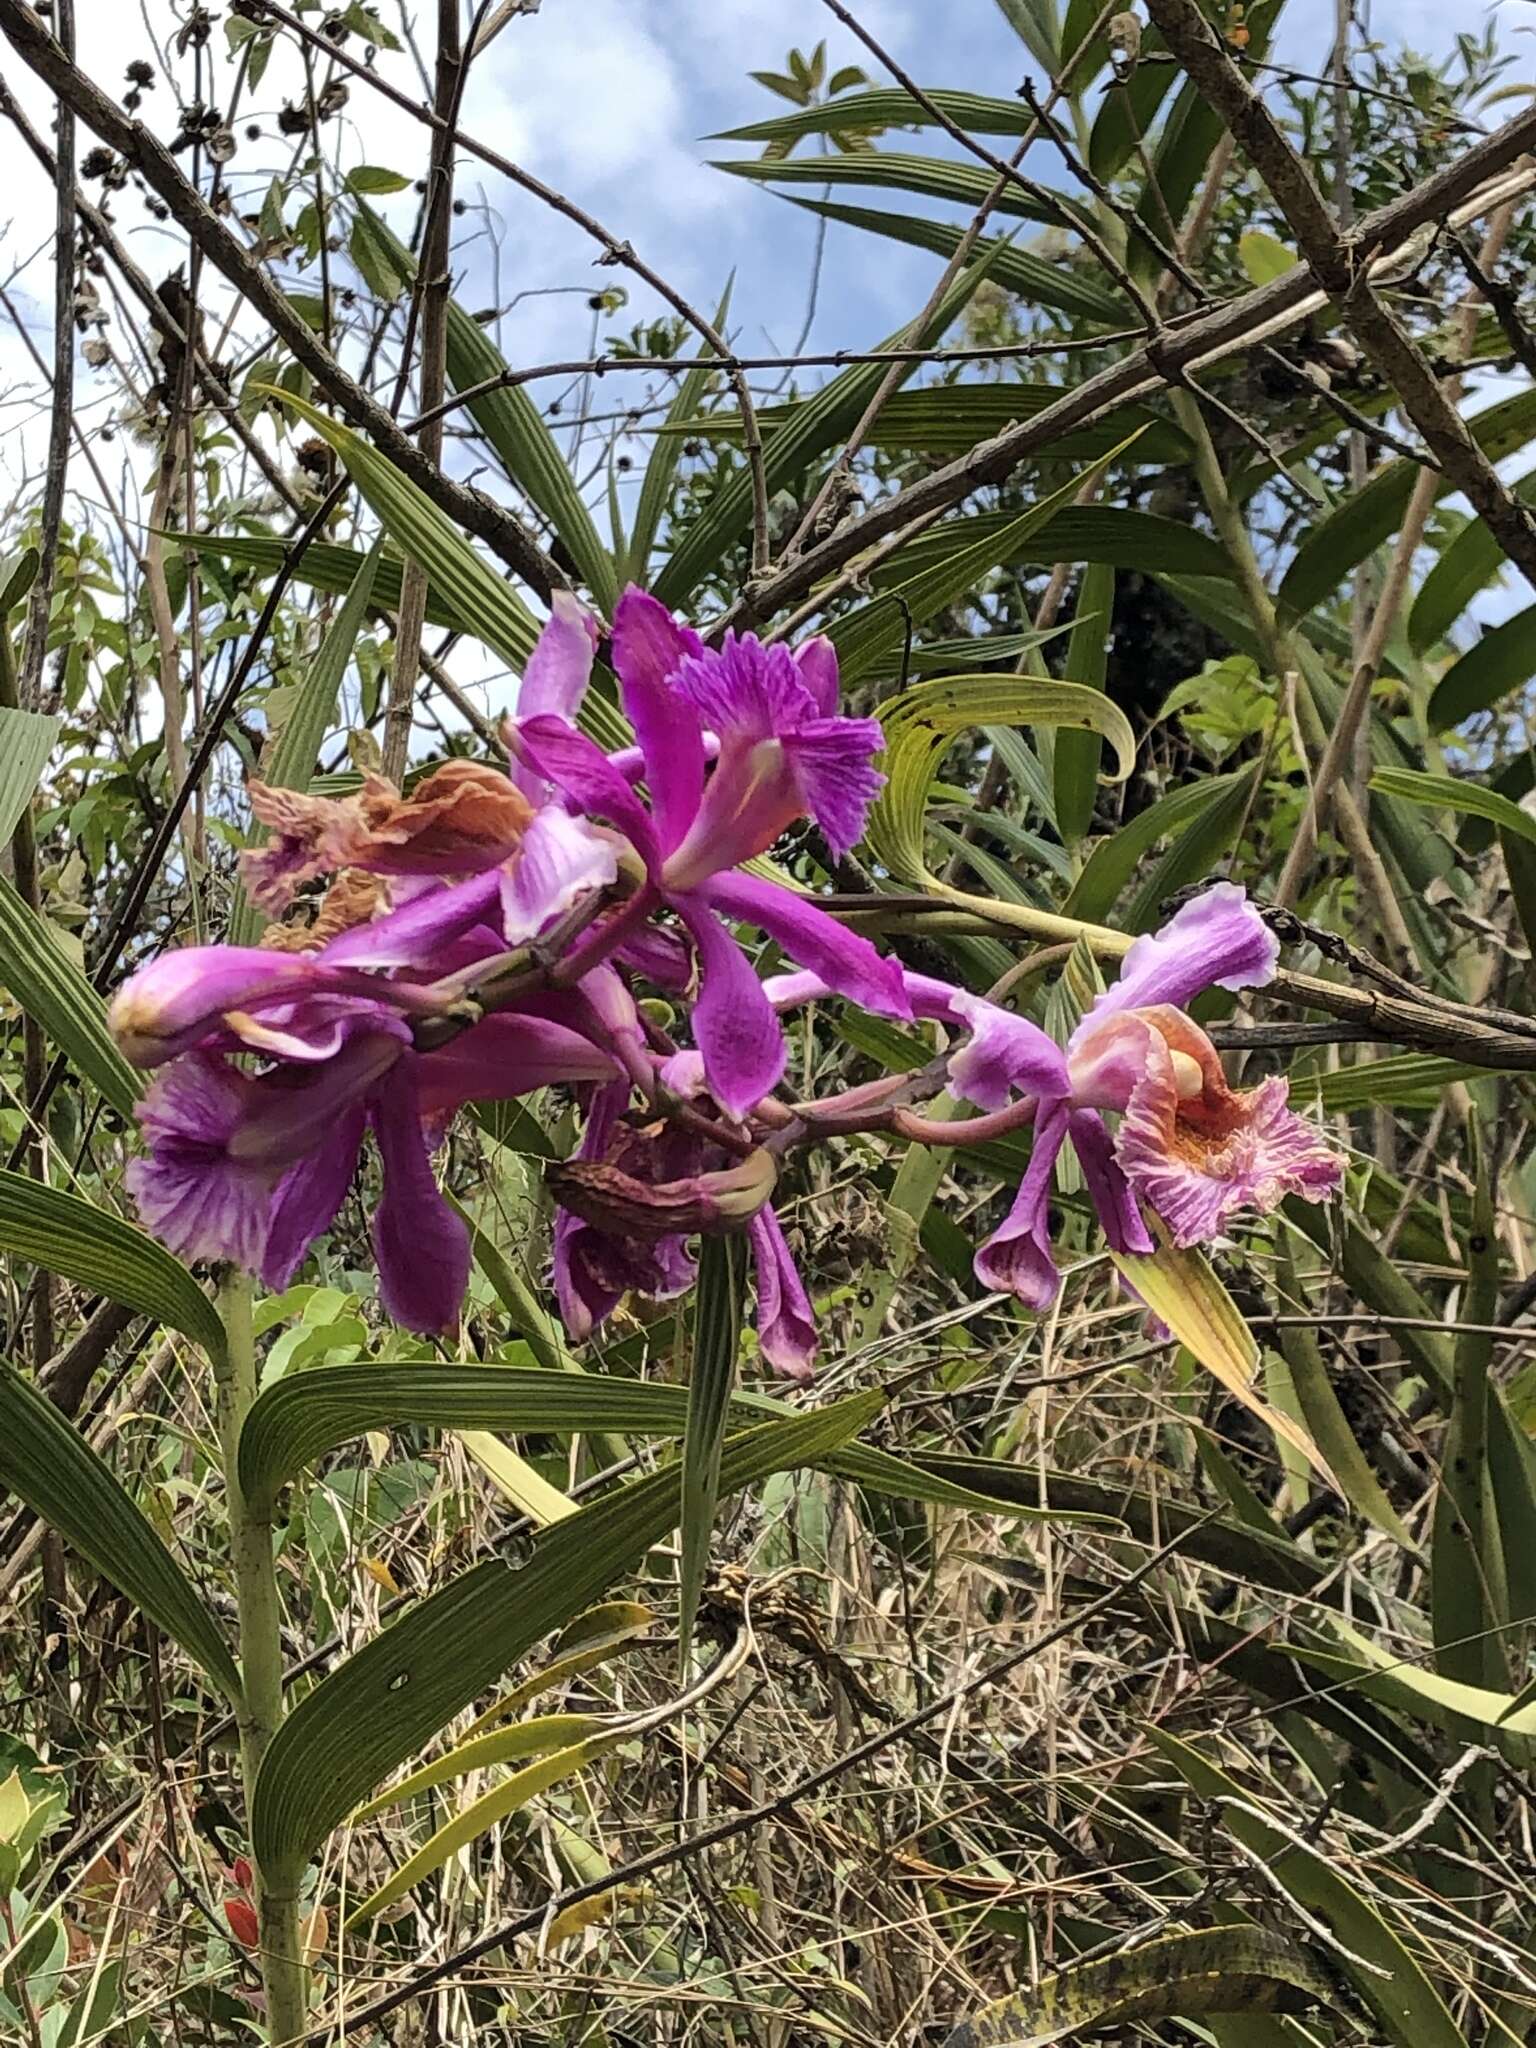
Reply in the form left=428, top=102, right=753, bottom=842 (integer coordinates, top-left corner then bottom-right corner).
left=626, top=283, right=732, bottom=584
left=1409, top=466, right=1536, bottom=654
left=0, top=1170, right=224, bottom=1366
left=1279, top=387, right=1536, bottom=623
left=1368, top=766, right=1536, bottom=846
left=1064, top=767, right=1253, bottom=925
left=352, top=1711, right=604, bottom=1823
left=867, top=673, right=1136, bottom=885
left=715, top=87, right=1033, bottom=145
left=710, top=150, right=1076, bottom=229
left=774, top=196, right=1128, bottom=324
left=942, top=1926, right=1333, bottom=2047
left=690, top=393, right=1190, bottom=468
left=165, top=533, right=459, bottom=628
left=1427, top=602, right=1536, bottom=729
left=0, top=880, right=140, bottom=1116
left=0, top=1358, right=239, bottom=1700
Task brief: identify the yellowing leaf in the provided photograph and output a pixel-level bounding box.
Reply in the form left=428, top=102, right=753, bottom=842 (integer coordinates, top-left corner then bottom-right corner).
left=359, top=1556, right=403, bottom=1598
left=1112, top=1235, right=1334, bottom=1484
left=1238, top=227, right=1297, bottom=285
left=460, top=1430, right=577, bottom=1525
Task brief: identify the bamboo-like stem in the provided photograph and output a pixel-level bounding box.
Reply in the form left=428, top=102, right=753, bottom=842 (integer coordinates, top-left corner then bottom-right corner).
left=213, top=1272, right=307, bottom=2045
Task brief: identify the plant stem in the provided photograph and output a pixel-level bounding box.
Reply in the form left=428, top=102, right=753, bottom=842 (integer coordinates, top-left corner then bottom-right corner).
left=214, top=1272, right=308, bottom=2044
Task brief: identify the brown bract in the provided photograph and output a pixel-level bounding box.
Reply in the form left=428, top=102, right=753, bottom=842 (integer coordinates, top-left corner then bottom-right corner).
left=260, top=869, right=389, bottom=953
left=242, top=760, right=535, bottom=911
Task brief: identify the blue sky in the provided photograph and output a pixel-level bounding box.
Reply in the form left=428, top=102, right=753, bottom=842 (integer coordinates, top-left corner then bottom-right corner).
left=0, top=1, right=1522, bottom=541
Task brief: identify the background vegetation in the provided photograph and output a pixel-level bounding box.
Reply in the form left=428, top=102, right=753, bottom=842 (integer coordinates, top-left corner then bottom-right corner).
left=6, top=0, right=1536, bottom=2043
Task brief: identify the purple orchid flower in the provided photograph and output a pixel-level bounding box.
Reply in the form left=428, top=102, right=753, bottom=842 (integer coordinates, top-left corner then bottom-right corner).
left=508, top=586, right=911, bottom=1118
left=767, top=884, right=1342, bottom=1310
left=124, top=1003, right=621, bottom=1333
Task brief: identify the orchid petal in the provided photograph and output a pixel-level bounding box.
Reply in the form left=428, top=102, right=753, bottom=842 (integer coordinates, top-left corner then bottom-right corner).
left=612, top=588, right=706, bottom=854
left=781, top=716, right=887, bottom=861
left=125, top=1053, right=277, bottom=1272
left=704, top=871, right=911, bottom=1020
left=750, top=1207, right=818, bottom=1382
left=262, top=1106, right=367, bottom=1289
left=792, top=634, right=840, bottom=716
left=320, top=869, right=505, bottom=969
left=1082, top=882, right=1277, bottom=1029
left=370, top=1067, right=471, bottom=1334
left=412, top=1012, right=620, bottom=1113
left=948, top=992, right=1071, bottom=1110
left=674, top=894, right=786, bottom=1117
left=973, top=1101, right=1069, bottom=1308
left=1066, top=1108, right=1154, bottom=1256
left=501, top=805, right=618, bottom=943
left=510, top=714, right=660, bottom=874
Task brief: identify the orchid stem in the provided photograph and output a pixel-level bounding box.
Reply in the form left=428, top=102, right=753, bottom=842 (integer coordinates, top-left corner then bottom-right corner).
left=214, top=1271, right=308, bottom=2044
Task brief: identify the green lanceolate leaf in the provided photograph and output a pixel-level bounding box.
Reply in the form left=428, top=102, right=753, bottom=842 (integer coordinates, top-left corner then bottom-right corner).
left=679, top=1235, right=742, bottom=1665
left=1064, top=768, right=1253, bottom=925
left=1279, top=385, right=1536, bottom=623
left=1299, top=1053, right=1491, bottom=1114
left=1055, top=560, right=1116, bottom=845
left=347, top=1724, right=629, bottom=1925
left=1433, top=1142, right=1509, bottom=1688
left=1409, top=465, right=1536, bottom=654
left=715, top=87, right=1033, bottom=146
left=773, top=196, right=1129, bottom=324
left=228, top=538, right=383, bottom=946
left=941, top=1925, right=1334, bottom=2047
left=262, top=388, right=542, bottom=668
left=0, top=880, right=140, bottom=1116
left=868, top=673, right=1136, bottom=886
left=1274, top=1249, right=1411, bottom=1546
left=0, top=1171, right=224, bottom=1366
left=0, top=705, right=58, bottom=844
left=1426, top=601, right=1536, bottom=729
left=250, top=1395, right=882, bottom=1885
left=1149, top=1729, right=1474, bottom=2048
left=652, top=255, right=1002, bottom=608
left=165, top=533, right=460, bottom=628
left=0, top=1358, right=239, bottom=1701
left=1367, top=766, right=1536, bottom=847
left=696, top=393, right=1191, bottom=467
left=351, top=1711, right=604, bottom=1823
left=709, top=150, right=1078, bottom=230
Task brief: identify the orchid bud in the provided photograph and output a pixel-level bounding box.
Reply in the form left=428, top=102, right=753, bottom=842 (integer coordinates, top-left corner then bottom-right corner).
left=549, top=1147, right=777, bottom=1242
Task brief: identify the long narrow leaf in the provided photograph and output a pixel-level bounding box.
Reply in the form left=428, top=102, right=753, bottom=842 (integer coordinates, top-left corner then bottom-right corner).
left=679, top=1235, right=742, bottom=1665
left=0, top=1170, right=224, bottom=1366
left=0, top=705, right=57, bottom=842
left=0, top=1358, right=239, bottom=1701
left=0, top=881, right=140, bottom=1116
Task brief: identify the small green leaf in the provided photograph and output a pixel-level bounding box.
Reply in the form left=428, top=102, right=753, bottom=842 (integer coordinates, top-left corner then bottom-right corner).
left=1237, top=228, right=1297, bottom=285
left=0, top=705, right=57, bottom=843
left=346, top=165, right=411, bottom=195
left=0, top=879, right=141, bottom=1116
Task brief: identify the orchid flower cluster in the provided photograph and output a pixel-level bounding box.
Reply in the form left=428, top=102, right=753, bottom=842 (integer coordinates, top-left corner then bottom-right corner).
left=109, top=587, right=1343, bottom=1377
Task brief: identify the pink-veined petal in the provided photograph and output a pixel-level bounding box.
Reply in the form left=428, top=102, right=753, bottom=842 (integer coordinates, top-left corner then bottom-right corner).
left=501, top=805, right=619, bottom=943
left=750, top=1207, right=818, bottom=1382
left=948, top=991, right=1071, bottom=1110
left=792, top=634, right=840, bottom=716
left=612, top=588, right=706, bottom=854
left=1066, top=1108, right=1153, bottom=1256
left=674, top=894, right=786, bottom=1117
left=510, top=715, right=660, bottom=874
left=973, top=1100, right=1070, bottom=1309
left=703, top=871, right=911, bottom=1020
left=1080, top=882, right=1277, bottom=1030
left=261, top=1105, right=368, bottom=1289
